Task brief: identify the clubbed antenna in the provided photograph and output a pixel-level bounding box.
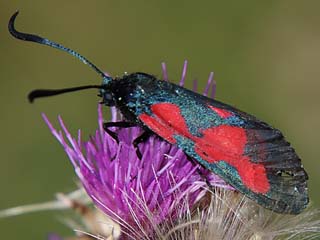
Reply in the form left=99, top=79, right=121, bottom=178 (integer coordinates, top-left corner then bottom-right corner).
left=28, top=85, right=104, bottom=103
left=8, top=11, right=112, bottom=83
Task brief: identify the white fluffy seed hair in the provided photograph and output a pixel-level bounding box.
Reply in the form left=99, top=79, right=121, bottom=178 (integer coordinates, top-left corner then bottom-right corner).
left=156, top=189, right=320, bottom=240
left=77, top=188, right=319, bottom=240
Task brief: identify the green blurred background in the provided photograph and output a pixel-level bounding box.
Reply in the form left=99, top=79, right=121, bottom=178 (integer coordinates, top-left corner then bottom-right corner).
left=0, top=1, right=319, bottom=239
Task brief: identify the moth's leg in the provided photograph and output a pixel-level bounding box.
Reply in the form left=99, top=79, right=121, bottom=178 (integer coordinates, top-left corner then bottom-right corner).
left=103, top=121, right=137, bottom=143
left=103, top=121, right=139, bottom=161
left=103, top=121, right=152, bottom=159
left=133, top=130, right=153, bottom=159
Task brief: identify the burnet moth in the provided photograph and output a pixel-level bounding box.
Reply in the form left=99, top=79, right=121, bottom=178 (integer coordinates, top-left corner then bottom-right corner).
left=9, top=11, right=308, bottom=214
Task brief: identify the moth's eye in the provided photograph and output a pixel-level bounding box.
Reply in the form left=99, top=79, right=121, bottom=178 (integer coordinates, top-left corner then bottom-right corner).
left=104, top=93, right=112, bottom=100
left=102, top=93, right=115, bottom=106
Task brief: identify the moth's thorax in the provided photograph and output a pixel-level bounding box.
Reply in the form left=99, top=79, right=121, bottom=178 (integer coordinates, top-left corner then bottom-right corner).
left=101, top=72, right=159, bottom=122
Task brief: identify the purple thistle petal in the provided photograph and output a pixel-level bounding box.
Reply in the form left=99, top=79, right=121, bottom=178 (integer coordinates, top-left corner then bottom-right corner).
left=161, top=62, right=168, bottom=81
left=111, top=106, right=118, bottom=122
left=179, top=60, right=188, bottom=86
left=203, top=71, right=214, bottom=96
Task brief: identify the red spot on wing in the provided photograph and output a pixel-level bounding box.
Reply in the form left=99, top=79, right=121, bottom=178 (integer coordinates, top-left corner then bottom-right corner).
left=150, top=103, right=190, bottom=135
left=139, top=113, right=176, bottom=143
left=139, top=103, right=191, bottom=143
left=195, top=125, right=270, bottom=193
left=209, top=106, right=232, bottom=118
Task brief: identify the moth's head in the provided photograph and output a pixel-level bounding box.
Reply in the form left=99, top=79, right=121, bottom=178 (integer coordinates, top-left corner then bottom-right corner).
left=100, top=76, right=115, bottom=106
